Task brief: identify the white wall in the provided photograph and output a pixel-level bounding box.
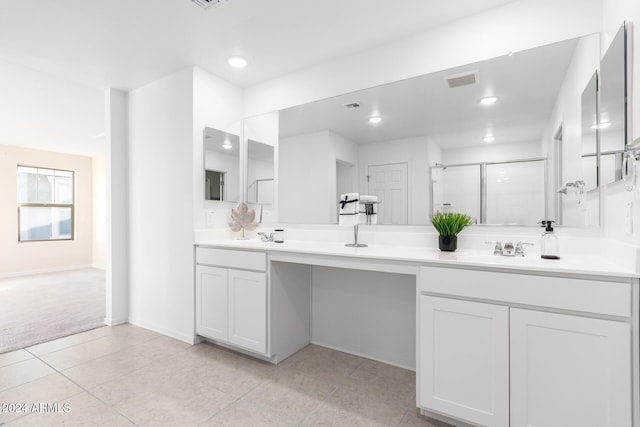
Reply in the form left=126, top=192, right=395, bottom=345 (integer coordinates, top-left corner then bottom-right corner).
left=358, top=136, right=437, bottom=225
left=194, top=67, right=244, bottom=229
left=246, top=156, right=274, bottom=204
left=92, top=155, right=106, bottom=269
left=123, top=66, right=242, bottom=341
left=279, top=130, right=358, bottom=223
left=127, top=68, right=195, bottom=342
left=540, top=34, right=601, bottom=227
left=601, top=0, right=640, bottom=244
left=244, top=112, right=279, bottom=224
left=329, top=132, right=359, bottom=222
left=244, top=0, right=602, bottom=117
left=105, top=89, right=129, bottom=325
left=0, top=144, right=94, bottom=276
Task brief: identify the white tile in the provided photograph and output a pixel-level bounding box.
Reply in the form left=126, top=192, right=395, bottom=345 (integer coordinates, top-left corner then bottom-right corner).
left=26, top=330, right=101, bottom=356
left=0, top=349, right=33, bottom=368
left=0, top=358, right=55, bottom=392
left=38, top=336, right=124, bottom=371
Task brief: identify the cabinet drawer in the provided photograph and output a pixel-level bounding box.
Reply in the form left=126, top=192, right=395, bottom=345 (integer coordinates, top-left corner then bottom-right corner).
left=420, top=266, right=631, bottom=317
left=196, top=247, right=266, bottom=272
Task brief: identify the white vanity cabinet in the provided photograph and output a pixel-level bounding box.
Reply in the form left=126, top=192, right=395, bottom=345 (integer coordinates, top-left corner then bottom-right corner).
left=510, top=308, right=631, bottom=427
left=195, top=247, right=267, bottom=354
left=419, top=296, right=509, bottom=427
left=418, top=266, right=634, bottom=427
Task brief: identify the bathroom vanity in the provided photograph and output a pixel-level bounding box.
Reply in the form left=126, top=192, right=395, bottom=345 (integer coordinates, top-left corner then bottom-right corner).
left=194, top=239, right=639, bottom=427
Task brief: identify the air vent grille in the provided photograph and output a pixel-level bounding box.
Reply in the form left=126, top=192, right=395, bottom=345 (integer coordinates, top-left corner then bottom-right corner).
left=192, top=0, right=227, bottom=10
left=344, top=102, right=361, bottom=109
left=446, top=70, right=479, bottom=88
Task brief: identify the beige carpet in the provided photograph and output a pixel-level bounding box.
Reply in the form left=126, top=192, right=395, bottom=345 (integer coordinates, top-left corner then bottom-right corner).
left=0, top=268, right=105, bottom=354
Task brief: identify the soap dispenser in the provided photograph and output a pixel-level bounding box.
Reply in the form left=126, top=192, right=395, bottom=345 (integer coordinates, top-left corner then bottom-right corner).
left=539, top=220, right=560, bottom=260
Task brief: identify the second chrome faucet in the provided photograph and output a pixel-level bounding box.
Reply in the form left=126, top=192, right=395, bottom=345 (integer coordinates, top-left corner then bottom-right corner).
left=485, top=241, right=534, bottom=257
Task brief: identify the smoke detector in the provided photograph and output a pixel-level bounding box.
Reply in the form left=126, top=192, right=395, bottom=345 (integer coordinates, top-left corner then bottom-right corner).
left=445, top=70, right=480, bottom=88
left=192, top=0, right=227, bottom=10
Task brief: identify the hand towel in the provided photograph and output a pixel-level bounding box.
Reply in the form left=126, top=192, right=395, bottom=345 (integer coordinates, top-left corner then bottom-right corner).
left=359, top=195, right=378, bottom=225
left=339, top=193, right=359, bottom=226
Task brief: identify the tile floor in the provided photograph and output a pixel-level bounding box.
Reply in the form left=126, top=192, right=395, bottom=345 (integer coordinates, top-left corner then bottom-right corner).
left=0, top=324, right=445, bottom=426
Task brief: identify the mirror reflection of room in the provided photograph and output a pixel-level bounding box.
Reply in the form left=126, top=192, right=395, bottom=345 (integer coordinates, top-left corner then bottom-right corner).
left=204, top=127, right=239, bottom=202
left=247, top=139, right=275, bottom=204
left=598, top=25, right=628, bottom=186
left=277, top=33, right=602, bottom=227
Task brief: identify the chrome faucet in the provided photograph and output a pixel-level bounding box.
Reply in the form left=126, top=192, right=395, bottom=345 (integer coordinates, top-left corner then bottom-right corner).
left=503, top=242, right=516, bottom=256
left=485, top=241, right=503, bottom=256
left=514, top=242, right=534, bottom=257
left=257, top=232, right=275, bottom=242
left=486, top=240, right=533, bottom=257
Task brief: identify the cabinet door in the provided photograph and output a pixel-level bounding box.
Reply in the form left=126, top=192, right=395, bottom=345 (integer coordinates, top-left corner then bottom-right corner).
left=228, top=269, right=267, bottom=354
left=510, top=308, right=631, bottom=427
left=419, top=296, right=509, bottom=427
left=195, top=265, right=228, bottom=341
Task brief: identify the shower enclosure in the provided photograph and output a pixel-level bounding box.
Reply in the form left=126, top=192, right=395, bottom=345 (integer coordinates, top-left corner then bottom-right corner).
left=431, top=158, right=547, bottom=225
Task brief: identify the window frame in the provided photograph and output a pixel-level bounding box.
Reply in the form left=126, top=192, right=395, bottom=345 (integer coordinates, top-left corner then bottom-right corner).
left=17, top=164, right=76, bottom=243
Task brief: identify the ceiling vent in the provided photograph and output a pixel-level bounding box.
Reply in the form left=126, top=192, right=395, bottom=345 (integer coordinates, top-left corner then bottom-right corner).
left=445, top=70, right=479, bottom=88
left=192, top=0, right=227, bottom=10
left=344, top=102, right=361, bottom=109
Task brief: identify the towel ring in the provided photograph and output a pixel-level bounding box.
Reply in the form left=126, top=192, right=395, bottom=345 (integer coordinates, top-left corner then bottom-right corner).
left=623, top=151, right=637, bottom=192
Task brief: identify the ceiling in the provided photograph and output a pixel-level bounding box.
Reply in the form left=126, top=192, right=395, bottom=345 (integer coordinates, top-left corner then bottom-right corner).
left=0, top=0, right=519, bottom=157
left=279, top=36, right=587, bottom=150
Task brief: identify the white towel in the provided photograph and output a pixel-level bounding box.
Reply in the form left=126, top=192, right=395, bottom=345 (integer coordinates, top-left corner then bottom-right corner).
left=339, top=193, right=359, bottom=227
left=359, top=195, right=378, bottom=225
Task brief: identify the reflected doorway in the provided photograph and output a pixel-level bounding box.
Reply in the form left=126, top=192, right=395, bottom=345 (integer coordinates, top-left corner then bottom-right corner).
left=367, top=163, right=408, bottom=225
left=205, top=169, right=226, bottom=201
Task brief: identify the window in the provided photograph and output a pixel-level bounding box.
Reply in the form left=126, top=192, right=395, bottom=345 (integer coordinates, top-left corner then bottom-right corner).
left=17, top=166, right=74, bottom=242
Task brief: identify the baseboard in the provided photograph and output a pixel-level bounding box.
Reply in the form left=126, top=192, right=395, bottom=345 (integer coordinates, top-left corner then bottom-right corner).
left=310, top=340, right=416, bottom=371
left=199, top=337, right=276, bottom=363
left=127, top=317, right=198, bottom=345
left=0, top=264, right=95, bottom=279
left=103, top=317, right=127, bottom=326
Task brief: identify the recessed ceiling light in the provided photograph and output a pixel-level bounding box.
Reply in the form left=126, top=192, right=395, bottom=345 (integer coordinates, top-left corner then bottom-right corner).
left=369, top=116, right=382, bottom=124
left=480, top=96, right=498, bottom=105
left=222, top=141, right=233, bottom=149
left=228, top=56, right=247, bottom=68
left=483, top=135, right=495, bottom=143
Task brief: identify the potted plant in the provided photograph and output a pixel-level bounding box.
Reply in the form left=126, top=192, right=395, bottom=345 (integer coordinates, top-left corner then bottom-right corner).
left=431, top=212, right=474, bottom=252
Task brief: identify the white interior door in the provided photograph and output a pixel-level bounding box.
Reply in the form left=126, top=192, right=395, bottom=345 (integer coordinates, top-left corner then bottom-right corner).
left=367, top=163, right=408, bottom=224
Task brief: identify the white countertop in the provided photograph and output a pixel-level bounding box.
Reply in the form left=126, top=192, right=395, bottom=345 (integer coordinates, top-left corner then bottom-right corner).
left=195, top=238, right=640, bottom=279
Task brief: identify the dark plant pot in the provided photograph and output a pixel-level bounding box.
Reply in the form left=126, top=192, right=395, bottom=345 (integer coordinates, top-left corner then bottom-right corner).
left=439, top=235, right=458, bottom=252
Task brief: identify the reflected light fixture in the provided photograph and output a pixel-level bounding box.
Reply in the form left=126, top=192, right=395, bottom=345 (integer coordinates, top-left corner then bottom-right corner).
left=591, top=122, right=612, bottom=129
left=480, top=96, right=498, bottom=105
left=369, top=116, right=382, bottom=124
left=228, top=56, right=248, bottom=68
left=483, top=135, right=495, bottom=143
left=222, top=140, right=233, bottom=149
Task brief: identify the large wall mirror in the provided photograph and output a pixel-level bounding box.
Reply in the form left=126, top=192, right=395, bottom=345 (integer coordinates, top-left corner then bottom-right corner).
left=599, top=24, right=628, bottom=185
left=243, top=111, right=278, bottom=207
left=246, top=139, right=275, bottom=204
left=204, top=127, right=240, bottom=202
left=266, top=33, right=603, bottom=226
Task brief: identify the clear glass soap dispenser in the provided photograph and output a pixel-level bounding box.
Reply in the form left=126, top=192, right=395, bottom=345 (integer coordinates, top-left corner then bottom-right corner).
left=539, top=220, right=560, bottom=260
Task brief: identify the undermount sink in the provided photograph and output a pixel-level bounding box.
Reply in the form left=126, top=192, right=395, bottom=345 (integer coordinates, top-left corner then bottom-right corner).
left=444, top=251, right=538, bottom=263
